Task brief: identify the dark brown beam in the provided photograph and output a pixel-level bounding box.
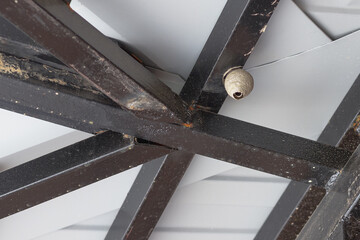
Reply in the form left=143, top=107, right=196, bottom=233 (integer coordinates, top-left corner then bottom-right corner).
left=343, top=196, right=360, bottom=240
left=254, top=182, right=325, bottom=240
left=104, top=156, right=168, bottom=240
left=255, top=75, right=360, bottom=240
left=180, top=0, right=280, bottom=111
left=294, top=112, right=360, bottom=240
left=280, top=77, right=360, bottom=240
left=0, top=13, right=37, bottom=46
left=0, top=14, right=72, bottom=73
left=297, top=144, right=360, bottom=240
left=0, top=51, right=111, bottom=106
left=0, top=60, right=350, bottom=186
left=273, top=185, right=326, bottom=240
left=318, top=76, right=360, bottom=148
left=105, top=152, right=193, bottom=240
left=106, top=1, right=280, bottom=238
left=0, top=0, right=189, bottom=124
left=0, top=131, right=172, bottom=219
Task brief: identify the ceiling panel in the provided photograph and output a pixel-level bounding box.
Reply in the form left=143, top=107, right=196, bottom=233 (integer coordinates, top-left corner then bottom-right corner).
left=0, top=167, right=140, bottom=240
left=35, top=209, right=119, bottom=240
left=0, top=109, right=81, bottom=160
left=244, top=0, right=331, bottom=69
left=221, top=30, right=360, bottom=140
left=71, top=0, right=227, bottom=79
left=294, top=0, right=360, bottom=39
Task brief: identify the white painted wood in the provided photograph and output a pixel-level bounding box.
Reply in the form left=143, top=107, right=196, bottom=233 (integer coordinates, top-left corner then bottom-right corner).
left=0, top=167, right=140, bottom=240
left=151, top=231, right=256, bottom=240
left=221, top=30, right=360, bottom=141
left=35, top=209, right=119, bottom=240
left=0, top=109, right=77, bottom=159
left=245, top=0, right=331, bottom=69
left=156, top=204, right=272, bottom=229
left=71, top=0, right=228, bottom=79
left=294, top=0, right=360, bottom=39
left=171, top=179, right=288, bottom=207
left=178, top=155, right=238, bottom=188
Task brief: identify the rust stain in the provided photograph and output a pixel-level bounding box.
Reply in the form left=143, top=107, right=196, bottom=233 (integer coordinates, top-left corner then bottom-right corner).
left=131, top=53, right=143, bottom=64
left=95, top=130, right=106, bottom=135
left=66, top=2, right=74, bottom=12
left=182, top=122, right=193, bottom=128
left=125, top=226, right=134, bottom=239
left=352, top=115, right=360, bottom=134
left=338, top=115, right=360, bottom=152
left=188, top=100, right=197, bottom=112
left=195, top=104, right=212, bottom=111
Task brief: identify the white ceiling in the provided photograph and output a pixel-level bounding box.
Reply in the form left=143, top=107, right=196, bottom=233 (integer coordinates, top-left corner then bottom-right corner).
left=294, top=0, right=360, bottom=39
left=71, top=0, right=228, bottom=79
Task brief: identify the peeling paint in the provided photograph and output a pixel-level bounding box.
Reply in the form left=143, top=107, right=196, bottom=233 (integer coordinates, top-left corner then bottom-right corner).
left=0, top=52, right=104, bottom=98
left=123, top=134, right=132, bottom=139
left=0, top=53, right=28, bottom=77
left=259, top=24, right=267, bottom=34
left=125, top=94, right=166, bottom=112
left=244, top=47, right=255, bottom=56
left=0, top=53, right=66, bottom=85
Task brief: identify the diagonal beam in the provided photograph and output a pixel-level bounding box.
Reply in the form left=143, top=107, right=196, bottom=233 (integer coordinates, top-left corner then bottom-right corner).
left=343, top=194, right=360, bottom=240
left=0, top=58, right=351, bottom=186
left=0, top=0, right=189, bottom=124
left=295, top=112, right=360, bottom=240
left=297, top=144, right=360, bottom=240
left=0, top=131, right=172, bottom=219
left=254, top=182, right=325, bottom=240
left=104, top=156, right=168, bottom=240
left=105, top=152, right=193, bottom=240
left=0, top=14, right=69, bottom=71
left=180, top=0, right=280, bottom=111
left=255, top=75, right=360, bottom=240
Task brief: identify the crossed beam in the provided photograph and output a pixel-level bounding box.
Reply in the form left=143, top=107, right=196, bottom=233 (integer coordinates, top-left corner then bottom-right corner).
left=0, top=1, right=359, bottom=240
